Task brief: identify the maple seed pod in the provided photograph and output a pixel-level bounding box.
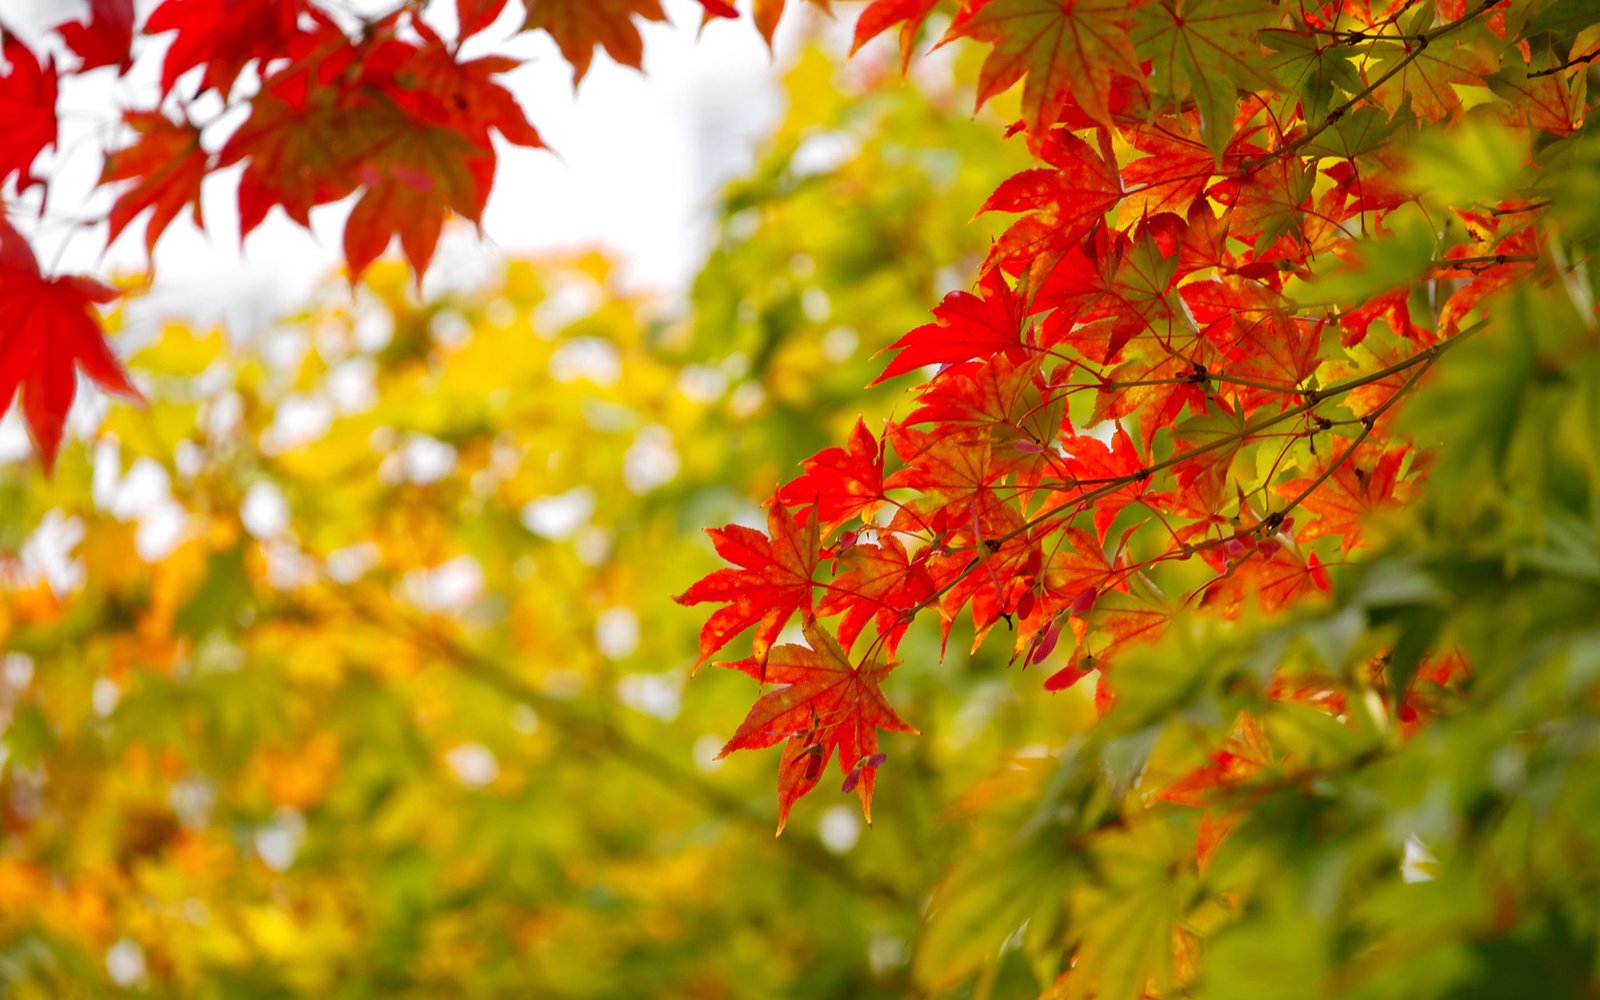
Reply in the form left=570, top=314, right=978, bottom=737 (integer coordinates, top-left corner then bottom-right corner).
left=1068, top=588, right=1098, bottom=619
left=1030, top=622, right=1062, bottom=665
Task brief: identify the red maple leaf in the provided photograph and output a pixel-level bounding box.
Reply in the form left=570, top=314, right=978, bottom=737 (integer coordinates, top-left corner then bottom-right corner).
left=979, top=128, right=1123, bottom=272
left=884, top=422, right=1004, bottom=531
left=904, top=352, right=1066, bottom=496
left=1200, top=543, right=1331, bottom=616
left=1185, top=278, right=1321, bottom=391
left=1275, top=439, right=1411, bottom=553
left=1045, top=593, right=1169, bottom=692
left=873, top=267, right=1027, bottom=385
left=457, top=0, right=510, bottom=39
left=144, top=0, right=310, bottom=98
left=675, top=501, right=820, bottom=670
left=219, top=15, right=541, bottom=279
left=851, top=0, right=940, bottom=73
left=817, top=533, right=934, bottom=655
left=0, top=222, right=143, bottom=472
left=717, top=621, right=917, bottom=832
left=56, top=0, right=136, bottom=73
left=776, top=418, right=885, bottom=533
left=1118, top=118, right=1227, bottom=221
left=0, top=36, right=59, bottom=192
left=102, top=111, right=210, bottom=254
left=1052, top=425, right=1149, bottom=541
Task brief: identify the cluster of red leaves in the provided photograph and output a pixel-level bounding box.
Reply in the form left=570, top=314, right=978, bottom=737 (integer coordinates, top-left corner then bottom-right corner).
left=683, top=0, right=1589, bottom=828
left=0, top=0, right=829, bottom=469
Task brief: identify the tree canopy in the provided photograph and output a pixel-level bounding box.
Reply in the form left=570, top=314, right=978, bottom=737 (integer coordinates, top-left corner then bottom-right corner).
left=3, top=1, right=1600, bottom=997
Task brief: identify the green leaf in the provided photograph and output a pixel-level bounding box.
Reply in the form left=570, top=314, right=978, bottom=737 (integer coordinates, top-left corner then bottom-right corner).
left=1134, top=0, right=1281, bottom=157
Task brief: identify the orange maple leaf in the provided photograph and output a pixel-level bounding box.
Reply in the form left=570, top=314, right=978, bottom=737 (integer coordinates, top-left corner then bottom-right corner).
left=675, top=501, right=820, bottom=670
left=718, top=621, right=916, bottom=832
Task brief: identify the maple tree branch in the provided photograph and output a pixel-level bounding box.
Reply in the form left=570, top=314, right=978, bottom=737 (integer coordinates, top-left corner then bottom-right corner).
left=881, top=318, right=1486, bottom=632
left=1237, top=0, right=1499, bottom=177
left=1429, top=254, right=1539, bottom=272
left=1527, top=47, right=1600, bottom=78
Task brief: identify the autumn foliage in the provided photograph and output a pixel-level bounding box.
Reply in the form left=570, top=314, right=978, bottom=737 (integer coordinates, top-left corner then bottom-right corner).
left=5, top=0, right=1600, bottom=997
left=681, top=0, right=1590, bottom=832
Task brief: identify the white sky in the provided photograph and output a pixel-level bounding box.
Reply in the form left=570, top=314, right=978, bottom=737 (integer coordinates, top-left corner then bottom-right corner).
left=7, top=0, right=834, bottom=332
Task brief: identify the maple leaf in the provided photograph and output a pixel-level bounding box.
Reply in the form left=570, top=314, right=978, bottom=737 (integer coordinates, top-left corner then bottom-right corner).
left=524, top=0, right=667, bottom=83
left=219, top=17, right=542, bottom=279
left=979, top=128, right=1122, bottom=271
left=675, top=501, right=820, bottom=670
left=929, top=503, right=1043, bottom=650
left=851, top=0, right=940, bottom=73
left=0, top=35, right=59, bottom=192
left=1045, top=592, right=1169, bottom=692
left=1275, top=439, right=1410, bottom=553
left=1118, top=119, right=1231, bottom=221
left=144, top=0, right=309, bottom=98
left=1132, top=0, right=1281, bottom=156
left=944, top=0, right=1145, bottom=132
left=776, top=418, right=885, bottom=532
left=1036, top=229, right=1181, bottom=364
left=1053, top=425, right=1149, bottom=542
left=1184, top=279, right=1320, bottom=391
left=1369, top=23, right=1497, bottom=122
left=750, top=0, right=834, bottom=48
left=817, top=534, right=934, bottom=654
left=1200, top=544, right=1331, bottom=616
left=1015, top=525, right=1124, bottom=661
left=884, top=422, right=1003, bottom=531
left=872, top=267, right=1027, bottom=385
left=904, top=352, right=1066, bottom=495
left=717, top=621, right=916, bottom=832
left=457, top=0, right=510, bottom=38
left=0, top=222, right=143, bottom=473
left=1159, top=711, right=1272, bottom=807
left=102, top=112, right=210, bottom=255
left=1094, top=348, right=1213, bottom=453
left=56, top=0, right=136, bottom=73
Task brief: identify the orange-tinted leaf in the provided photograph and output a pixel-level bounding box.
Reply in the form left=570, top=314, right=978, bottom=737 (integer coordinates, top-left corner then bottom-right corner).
left=102, top=111, right=210, bottom=254
left=945, top=0, right=1144, bottom=132
left=818, top=534, right=934, bottom=655
left=904, top=352, right=1066, bottom=496
left=884, top=422, right=1002, bottom=530
left=718, top=621, right=916, bottom=831
left=1275, top=439, right=1411, bottom=553
left=524, top=0, right=667, bottom=83
left=219, top=17, right=541, bottom=279
left=675, top=501, right=820, bottom=670
left=751, top=0, right=833, bottom=47
left=1053, top=425, right=1149, bottom=542
left=0, top=222, right=143, bottom=472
